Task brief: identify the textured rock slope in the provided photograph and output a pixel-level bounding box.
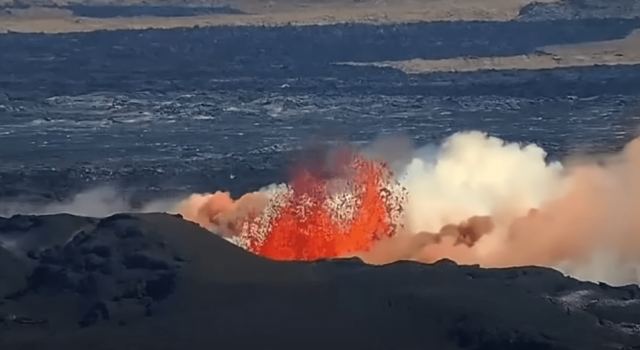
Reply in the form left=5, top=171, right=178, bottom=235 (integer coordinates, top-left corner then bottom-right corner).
left=1, top=213, right=639, bottom=349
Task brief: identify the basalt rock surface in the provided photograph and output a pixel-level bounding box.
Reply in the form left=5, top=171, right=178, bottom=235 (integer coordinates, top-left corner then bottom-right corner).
left=0, top=212, right=639, bottom=349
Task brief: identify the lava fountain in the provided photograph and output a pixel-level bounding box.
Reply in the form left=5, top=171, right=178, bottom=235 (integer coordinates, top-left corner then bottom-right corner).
left=247, top=155, right=405, bottom=260
left=178, top=152, right=406, bottom=261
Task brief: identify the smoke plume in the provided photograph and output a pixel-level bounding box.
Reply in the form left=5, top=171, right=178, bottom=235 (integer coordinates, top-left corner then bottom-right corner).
left=179, top=131, right=640, bottom=285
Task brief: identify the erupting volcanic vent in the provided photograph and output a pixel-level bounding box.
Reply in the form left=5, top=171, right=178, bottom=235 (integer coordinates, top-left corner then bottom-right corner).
left=244, top=155, right=405, bottom=260
left=178, top=131, right=640, bottom=285
left=179, top=152, right=406, bottom=261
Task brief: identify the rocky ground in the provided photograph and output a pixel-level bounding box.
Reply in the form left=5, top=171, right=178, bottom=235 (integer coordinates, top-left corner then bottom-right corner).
left=1, top=212, right=640, bottom=349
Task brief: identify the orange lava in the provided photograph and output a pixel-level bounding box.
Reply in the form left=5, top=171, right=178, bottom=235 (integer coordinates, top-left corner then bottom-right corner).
left=245, top=155, right=401, bottom=261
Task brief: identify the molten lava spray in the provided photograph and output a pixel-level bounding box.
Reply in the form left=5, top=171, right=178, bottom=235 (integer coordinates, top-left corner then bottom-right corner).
left=178, top=131, right=640, bottom=285
left=179, top=153, right=405, bottom=260
left=253, top=156, right=404, bottom=260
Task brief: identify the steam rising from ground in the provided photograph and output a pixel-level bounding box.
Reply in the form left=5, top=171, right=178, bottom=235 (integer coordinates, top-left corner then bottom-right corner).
left=0, top=186, right=179, bottom=218
left=364, top=131, right=640, bottom=285
left=180, top=131, right=640, bottom=285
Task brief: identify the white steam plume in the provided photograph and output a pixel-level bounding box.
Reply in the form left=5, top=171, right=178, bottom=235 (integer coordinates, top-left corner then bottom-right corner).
left=362, top=131, right=640, bottom=286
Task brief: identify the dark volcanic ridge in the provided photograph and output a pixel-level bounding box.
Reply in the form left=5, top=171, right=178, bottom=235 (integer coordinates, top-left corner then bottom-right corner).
left=520, top=0, right=640, bottom=21
left=1, top=212, right=640, bottom=349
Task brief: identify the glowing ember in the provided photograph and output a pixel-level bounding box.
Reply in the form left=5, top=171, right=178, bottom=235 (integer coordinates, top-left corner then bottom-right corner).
left=237, top=155, right=405, bottom=261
